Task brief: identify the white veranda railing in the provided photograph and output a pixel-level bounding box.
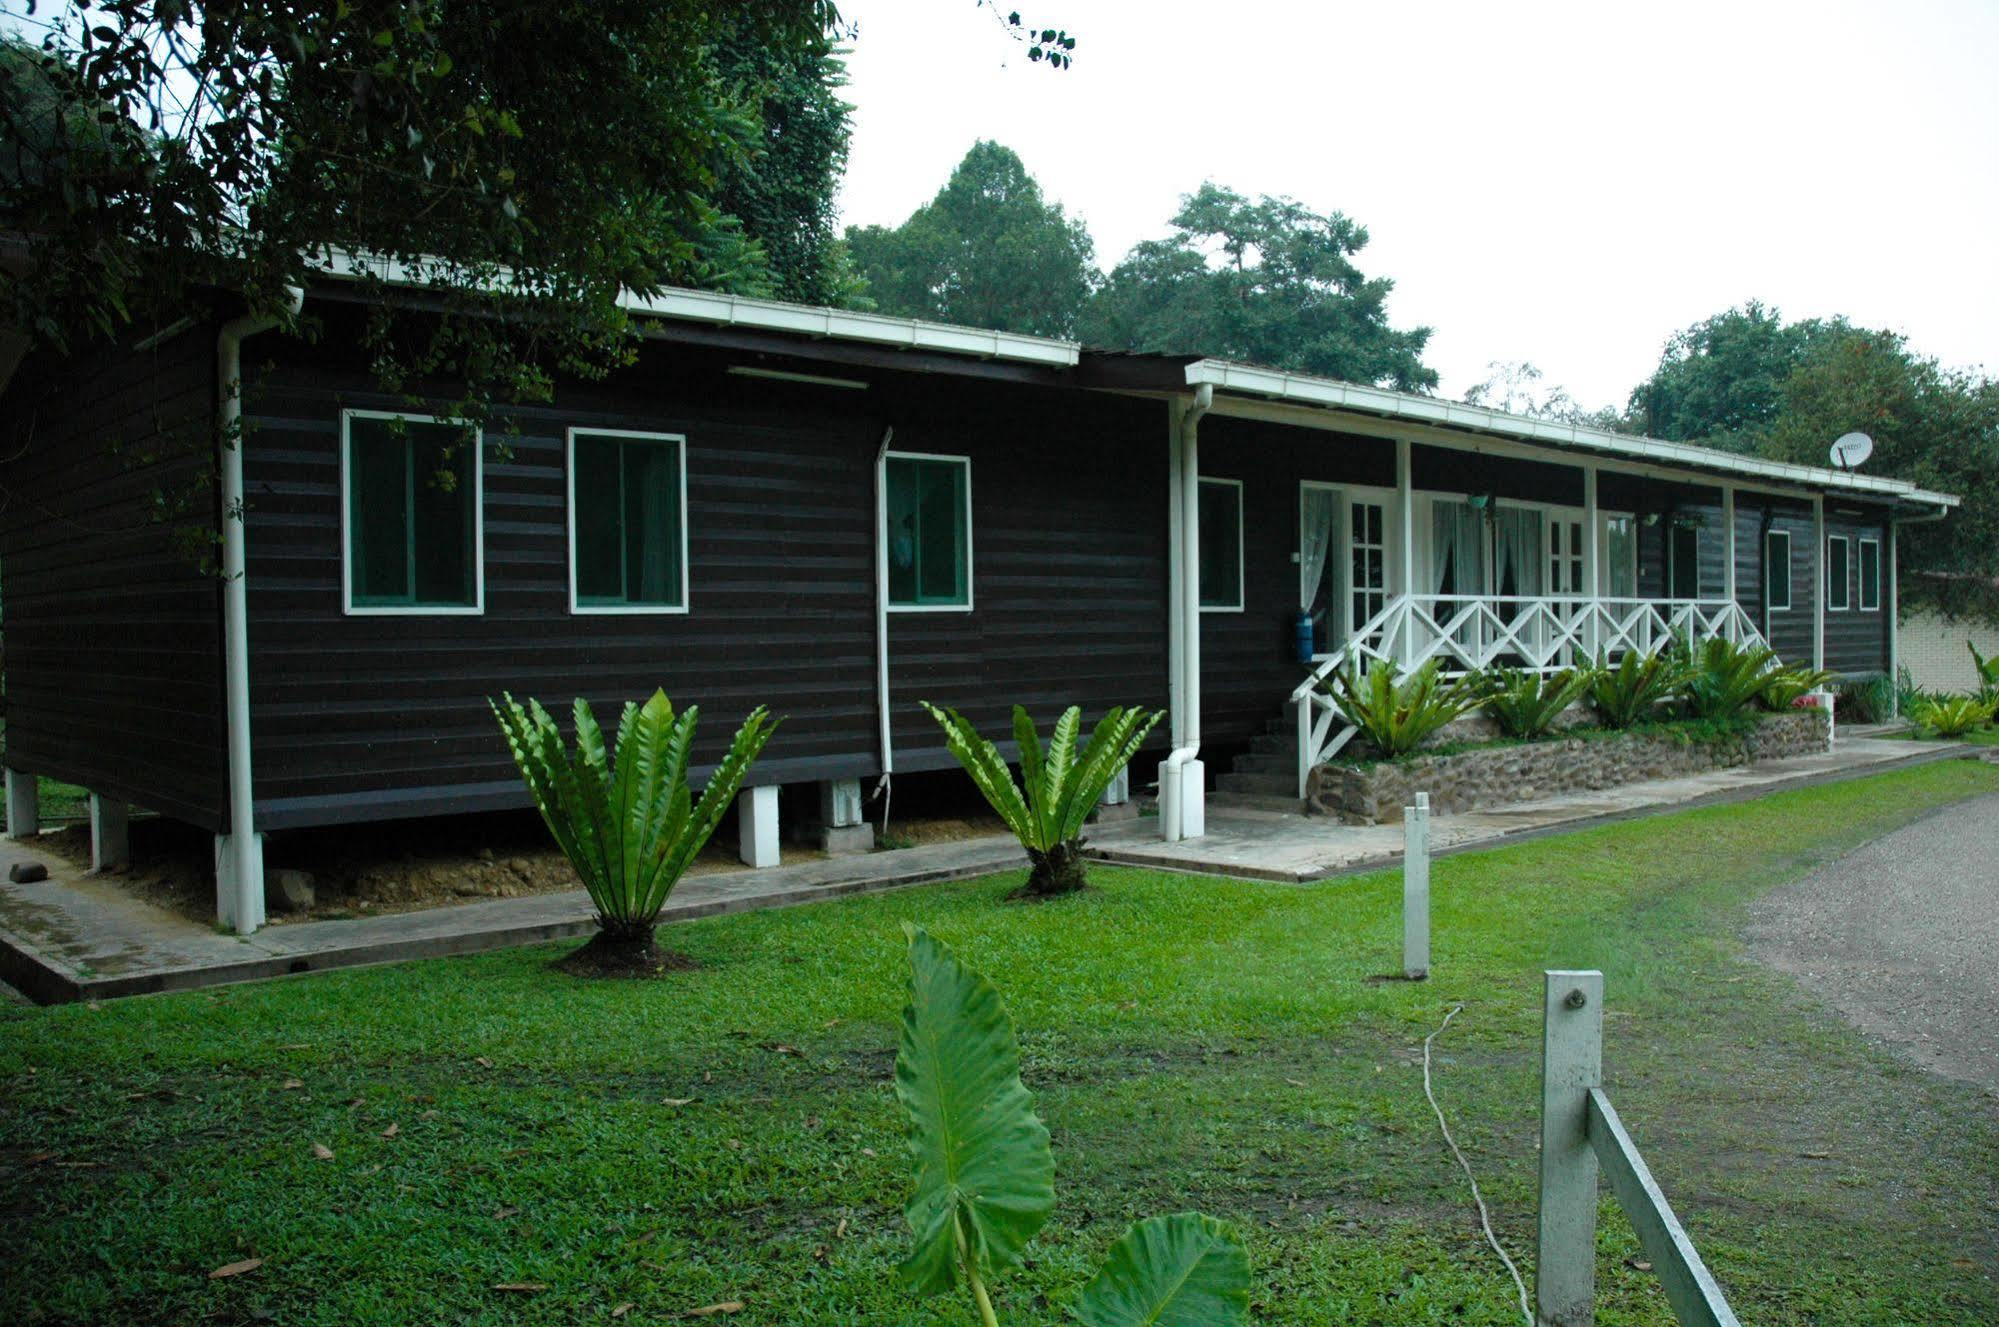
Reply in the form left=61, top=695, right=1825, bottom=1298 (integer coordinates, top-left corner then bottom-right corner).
left=1288, top=594, right=1772, bottom=798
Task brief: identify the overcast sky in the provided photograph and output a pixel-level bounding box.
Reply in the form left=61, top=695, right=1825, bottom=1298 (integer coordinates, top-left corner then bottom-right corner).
left=835, top=0, right=1999, bottom=410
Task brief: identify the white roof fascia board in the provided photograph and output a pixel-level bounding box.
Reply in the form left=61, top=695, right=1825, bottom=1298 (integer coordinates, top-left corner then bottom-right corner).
left=309, top=249, right=1079, bottom=369
left=1184, top=359, right=1957, bottom=511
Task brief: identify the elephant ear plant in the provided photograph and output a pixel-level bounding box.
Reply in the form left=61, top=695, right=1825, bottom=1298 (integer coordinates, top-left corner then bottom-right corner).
left=921, top=702, right=1163, bottom=899
left=491, top=690, right=776, bottom=974
left=894, top=925, right=1250, bottom=1327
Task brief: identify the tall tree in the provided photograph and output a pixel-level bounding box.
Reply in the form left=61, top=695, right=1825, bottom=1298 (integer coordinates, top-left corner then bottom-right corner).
left=1462, top=360, right=1627, bottom=432
left=1624, top=302, right=1846, bottom=450
left=711, top=21, right=863, bottom=308
left=845, top=140, right=1097, bottom=337
left=1079, top=183, right=1435, bottom=393
left=1757, top=330, right=1999, bottom=616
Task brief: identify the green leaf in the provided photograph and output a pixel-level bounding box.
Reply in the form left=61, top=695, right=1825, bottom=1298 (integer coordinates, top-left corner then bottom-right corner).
left=1073, top=1213, right=1250, bottom=1327
left=894, top=924, right=1054, bottom=1296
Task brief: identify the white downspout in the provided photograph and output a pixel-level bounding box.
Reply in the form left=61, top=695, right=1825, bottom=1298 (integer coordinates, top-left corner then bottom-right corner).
left=872, top=426, right=895, bottom=819
left=1159, top=383, right=1213, bottom=841
left=216, top=286, right=303, bottom=934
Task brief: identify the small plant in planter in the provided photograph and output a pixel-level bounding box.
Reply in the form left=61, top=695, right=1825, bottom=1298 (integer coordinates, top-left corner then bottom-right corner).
left=894, top=925, right=1250, bottom=1326
left=1911, top=694, right=1997, bottom=739
left=1760, top=664, right=1837, bottom=712
left=490, top=690, right=777, bottom=974
left=1970, top=641, right=1999, bottom=702
left=1474, top=664, right=1599, bottom=739
left=1589, top=647, right=1688, bottom=729
left=921, top=702, right=1162, bottom=899
left=1319, top=659, right=1478, bottom=757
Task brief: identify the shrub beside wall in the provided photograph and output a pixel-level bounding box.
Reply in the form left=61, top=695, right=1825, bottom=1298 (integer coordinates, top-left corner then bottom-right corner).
left=1306, top=710, right=1832, bottom=823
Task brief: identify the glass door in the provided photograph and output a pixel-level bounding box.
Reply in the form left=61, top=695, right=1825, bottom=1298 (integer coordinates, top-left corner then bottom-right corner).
left=1348, top=498, right=1389, bottom=644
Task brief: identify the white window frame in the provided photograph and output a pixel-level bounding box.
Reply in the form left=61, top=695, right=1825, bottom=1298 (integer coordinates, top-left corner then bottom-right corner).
left=1827, top=533, right=1851, bottom=612
left=1858, top=536, right=1881, bottom=612
left=565, top=428, right=691, bottom=616
left=1198, top=475, right=1245, bottom=614
left=340, top=408, right=485, bottom=617
left=884, top=450, right=974, bottom=614
left=1765, top=528, right=1793, bottom=612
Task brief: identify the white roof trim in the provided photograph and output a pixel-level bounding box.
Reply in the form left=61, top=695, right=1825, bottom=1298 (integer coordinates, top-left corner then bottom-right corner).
left=307, top=250, right=1080, bottom=369
left=1184, top=359, right=1958, bottom=511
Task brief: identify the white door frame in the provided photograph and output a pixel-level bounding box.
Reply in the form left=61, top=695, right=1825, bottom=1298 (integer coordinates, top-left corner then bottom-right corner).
left=1300, top=480, right=1399, bottom=656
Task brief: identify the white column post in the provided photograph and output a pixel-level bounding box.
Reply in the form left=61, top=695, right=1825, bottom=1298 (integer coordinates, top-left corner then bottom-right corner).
left=1537, top=969, right=1605, bottom=1327
left=1403, top=791, right=1430, bottom=980
left=1582, top=464, right=1600, bottom=660
left=1887, top=521, right=1900, bottom=717
left=89, top=794, right=129, bottom=873
left=1396, top=437, right=1415, bottom=666
left=4, top=769, right=38, bottom=841
left=737, top=785, right=780, bottom=868
left=1812, top=496, right=1826, bottom=672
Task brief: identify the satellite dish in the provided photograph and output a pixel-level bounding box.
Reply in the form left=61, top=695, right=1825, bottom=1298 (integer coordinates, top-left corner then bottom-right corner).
left=1830, top=431, right=1874, bottom=470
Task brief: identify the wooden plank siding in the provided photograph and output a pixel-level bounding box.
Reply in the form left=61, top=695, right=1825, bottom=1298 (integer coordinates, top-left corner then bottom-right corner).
left=241, top=336, right=1170, bottom=828
left=0, top=327, right=228, bottom=827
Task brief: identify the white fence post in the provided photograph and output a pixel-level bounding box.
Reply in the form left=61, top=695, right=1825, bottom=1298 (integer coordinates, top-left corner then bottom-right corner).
left=1538, top=969, right=1604, bottom=1327
left=1403, top=791, right=1430, bottom=980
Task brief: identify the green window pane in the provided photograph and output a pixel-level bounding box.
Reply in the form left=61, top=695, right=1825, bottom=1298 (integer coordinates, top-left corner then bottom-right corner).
left=1828, top=538, right=1850, bottom=609
left=1670, top=525, right=1700, bottom=598
left=411, top=428, right=474, bottom=605
left=886, top=456, right=969, bottom=607
left=1198, top=480, right=1241, bottom=609
left=349, top=419, right=410, bottom=602
left=623, top=441, right=682, bottom=607
left=347, top=417, right=476, bottom=608
left=573, top=433, right=684, bottom=608
left=1859, top=540, right=1880, bottom=610
left=1766, top=532, right=1791, bottom=610
left=572, top=436, right=625, bottom=602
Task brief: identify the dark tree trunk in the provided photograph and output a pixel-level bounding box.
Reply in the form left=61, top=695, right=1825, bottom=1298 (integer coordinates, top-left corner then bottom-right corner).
left=556, top=919, right=698, bottom=977
left=1012, top=839, right=1089, bottom=900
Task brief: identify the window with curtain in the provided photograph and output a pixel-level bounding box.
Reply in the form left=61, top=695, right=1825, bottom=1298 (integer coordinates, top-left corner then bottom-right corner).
left=1198, top=477, right=1243, bottom=611
left=887, top=454, right=971, bottom=608
left=1604, top=516, right=1637, bottom=598
left=1827, top=535, right=1850, bottom=610
left=1766, top=529, right=1792, bottom=611
left=1493, top=506, right=1545, bottom=599
left=571, top=431, right=686, bottom=610
left=1670, top=524, right=1702, bottom=599
left=1431, top=500, right=1486, bottom=597
left=1858, top=538, right=1881, bottom=611
left=346, top=413, right=478, bottom=610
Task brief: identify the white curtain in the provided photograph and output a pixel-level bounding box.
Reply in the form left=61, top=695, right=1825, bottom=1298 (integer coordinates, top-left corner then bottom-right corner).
left=1432, top=501, right=1486, bottom=596
left=1494, top=507, right=1545, bottom=599
left=1299, top=487, right=1336, bottom=613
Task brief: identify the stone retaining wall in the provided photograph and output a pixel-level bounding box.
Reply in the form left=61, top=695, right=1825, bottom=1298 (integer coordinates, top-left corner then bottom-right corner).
left=1306, top=710, right=1832, bottom=823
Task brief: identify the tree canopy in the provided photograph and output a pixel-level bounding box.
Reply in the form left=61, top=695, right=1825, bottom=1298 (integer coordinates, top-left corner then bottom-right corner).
left=845, top=140, right=1097, bottom=337
left=1079, top=183, right=1435, bottom=392
left=1624, top=303, right=1999, bottom=619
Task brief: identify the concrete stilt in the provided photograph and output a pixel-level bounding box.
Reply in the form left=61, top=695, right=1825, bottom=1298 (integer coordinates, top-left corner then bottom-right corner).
left=738, top=785, right=781, bottom=868
left=5, top=769, right=38, bottom=841
left=89, top=794, right=130, bottom=873
left=814, top=778, right=874, bottom=855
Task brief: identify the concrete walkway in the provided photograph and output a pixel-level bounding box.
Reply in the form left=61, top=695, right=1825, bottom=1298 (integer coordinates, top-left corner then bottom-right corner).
left=0, top=834, right=1025, bottom=1004
left=1089, top=735, right=1971, bottom=883
left=1747, top=792, right=1999, bottom=1094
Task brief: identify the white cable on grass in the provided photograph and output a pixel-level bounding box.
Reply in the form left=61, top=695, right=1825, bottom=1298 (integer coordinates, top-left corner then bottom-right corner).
left=1423, top=1003, right=1533, bottom=1327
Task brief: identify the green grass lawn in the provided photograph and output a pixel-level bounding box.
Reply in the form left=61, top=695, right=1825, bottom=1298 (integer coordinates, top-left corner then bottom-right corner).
left=6, top=763, right=1999, bottom=1326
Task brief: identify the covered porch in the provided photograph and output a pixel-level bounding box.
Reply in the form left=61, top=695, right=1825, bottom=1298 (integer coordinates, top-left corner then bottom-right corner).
left=1151, top=360, right=1956, bottom=841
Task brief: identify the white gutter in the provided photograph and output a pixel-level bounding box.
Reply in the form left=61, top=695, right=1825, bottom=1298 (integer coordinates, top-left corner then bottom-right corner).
left=309, top=250, right=1081, bottom=369
left=1159, top=383, right=1213, bottom=842
left=873, top=426, right=895, bottom=778
left=217, top=285, right=303, bottom=934
left=1182, top=359, right=1958, bottom=513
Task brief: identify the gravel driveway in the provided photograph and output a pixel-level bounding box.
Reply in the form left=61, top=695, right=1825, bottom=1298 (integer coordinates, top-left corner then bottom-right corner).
left=1747, top=791, right=1999, bottom=1093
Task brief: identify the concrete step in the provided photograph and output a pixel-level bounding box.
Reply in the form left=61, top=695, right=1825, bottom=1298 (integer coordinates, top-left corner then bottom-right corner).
left=1249, top=732, right=1300, bottom=757
left=1219, top=769, right=1297, bottom=797
left=1207, top=790, right=1307, bottom=815
left=1230, top=751, right=1294, bottom=775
